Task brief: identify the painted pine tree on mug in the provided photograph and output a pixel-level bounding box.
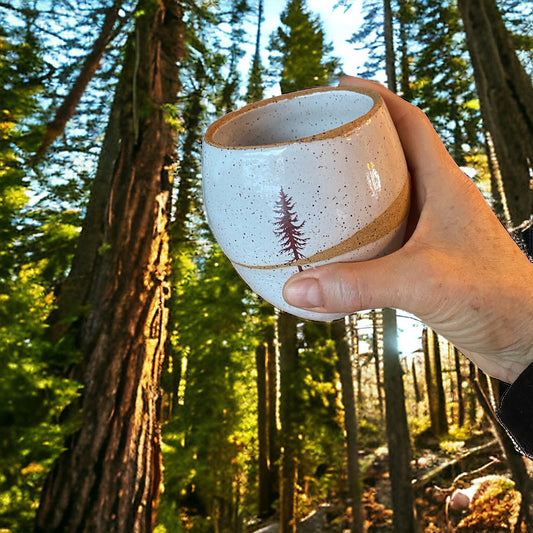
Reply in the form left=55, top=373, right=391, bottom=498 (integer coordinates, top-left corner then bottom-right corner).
left=273, top=187, right=308, bottom=271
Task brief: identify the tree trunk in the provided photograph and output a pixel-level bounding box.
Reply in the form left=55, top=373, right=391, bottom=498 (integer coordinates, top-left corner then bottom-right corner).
left=411, top=357, right=421, bottom=404
left=332, top=319, right=363, bottom=533
left=267, top=329, right=280, bottom=507
left=35, top=2, right=185, bottom=531
left=382, top=308, right=417, bottom=533
left=49, top=60, right=122, bottom=345
left=432, top=331, right=448, bottom=434
left=256, top=340, right=271, bottom=518
left=256, top=314, right=277, bottom=519
left=422, top=328, right=448, bottom=438
left=453, top=347, right=465, bottom=428
left=278, top=312, right=299, bottom=533
left=485, top=129, right=512, bottom=227
left=383, top=0, right=397, bottom=92
left=349, top=318, right=362, bottom=409
left=371, top=310, right=384, bottom=417
left=458, top=0, right=533, bottom=227
left=422, top=328, right=437, bottom=435
left=467, top=362, right=478, bottom=426
left=397, top=0, right=413, bottom=100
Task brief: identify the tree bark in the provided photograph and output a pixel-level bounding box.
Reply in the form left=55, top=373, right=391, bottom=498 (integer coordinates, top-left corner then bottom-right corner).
left=432, top=331, right=448, bottom=435
left=467, top=362, right=478, bottom=426
left=397, top=0, right=413, bottom=100
left=411, top=357, right=421, bottom=404
left=383, top=0, right=397, bottom=92
left=348, top=317, right=362, bottom=408
left=332, top=319, right=363, bottom=533
left=423, top=328, right=448, bottom=438
left=256, top=332, right=276, bottom=519
left=371, top=310, right=384, bottom=417
left=49, top=49, right=122, bottom=344
left=485, top=128, right=512, bottom=227
left=458, top=0, right=533, bottom=227
left=278, top=312, right=299, bottom=533
left=267, top=330, right=280, bottom=506
left=382, top=308, right=417, bottom=533
left=453, top=347, right=465, bottom=428
left=35, top=1, right=185, bottom=531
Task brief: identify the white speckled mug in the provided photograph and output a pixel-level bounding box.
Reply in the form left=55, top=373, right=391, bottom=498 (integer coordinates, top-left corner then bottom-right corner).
left=202, top=86, right=410, bottom=321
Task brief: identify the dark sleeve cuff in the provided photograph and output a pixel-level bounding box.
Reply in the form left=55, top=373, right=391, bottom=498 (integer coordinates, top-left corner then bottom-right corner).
left=496, top=362, right=533, bottom=460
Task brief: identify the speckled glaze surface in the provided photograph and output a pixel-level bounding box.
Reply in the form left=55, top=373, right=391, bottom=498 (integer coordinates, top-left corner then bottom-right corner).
left=202, top=86, right=410, bottom=321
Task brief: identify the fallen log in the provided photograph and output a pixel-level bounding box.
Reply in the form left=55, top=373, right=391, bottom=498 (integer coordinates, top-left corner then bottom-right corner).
left=411, top=439, right=499, bottom=489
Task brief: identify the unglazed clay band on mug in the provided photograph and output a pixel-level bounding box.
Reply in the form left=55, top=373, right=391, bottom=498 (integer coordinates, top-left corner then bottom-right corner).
left=232, top=177, right=410, bottom=270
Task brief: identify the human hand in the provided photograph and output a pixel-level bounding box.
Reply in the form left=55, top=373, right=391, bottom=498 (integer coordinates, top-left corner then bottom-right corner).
left=283, top=76, right=533, bottom=384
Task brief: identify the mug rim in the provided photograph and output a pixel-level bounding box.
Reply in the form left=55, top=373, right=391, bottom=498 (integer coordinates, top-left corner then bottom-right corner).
left=203, top=85, right=382, bottom=150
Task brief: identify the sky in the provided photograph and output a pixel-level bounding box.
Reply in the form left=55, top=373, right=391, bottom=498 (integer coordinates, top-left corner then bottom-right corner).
left=264, top=0, right=367, bottom=75
left=239, top=0, right=372, bottom=96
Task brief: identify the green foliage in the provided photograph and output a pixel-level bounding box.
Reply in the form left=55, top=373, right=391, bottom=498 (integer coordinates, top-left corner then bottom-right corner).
left=357, top=417, right=385, bottom=449
left=0, top=27, right=42, bottom=275
left=411, top=0, right=482, bottom=165
left=246, top=0, right=265, bottom=103
left=158, top=245, right=258, bottom=531
left=216, top=0, right=252, bottom=113
left=269, top=0, right=341, bottom=93
left=348, top=0, right=386, bottom=80
left=296, top=331, right=346, bottom=503
left=0, top=7, right=81, bottom=529
left=14, top=0, right=133, bottom=216
left=351, top=0, right=483, bottom=165
left=0, top=265, right=80, bottom=531
left=246, top=54, right=265, bottom=103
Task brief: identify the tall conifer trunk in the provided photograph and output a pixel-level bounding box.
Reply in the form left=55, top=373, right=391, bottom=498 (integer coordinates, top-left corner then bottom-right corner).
left=432, top=331, right=448, bottom=434
left=370, top=310, right=384, bottom=416
left=453, top=347, right=465, bottom=428
left=422, top=328, right=448, bottom=438
left=256, top=340, right=270, bottom=518
left=267, top=332, right=280, bottom=504
left=458, top=0, right=533, bottom=227
left=278, top=312, right=299, bottom=533
left=382, top=3, right=416, bottom=530
left=332, top=319, right=363, bottom=533
left=256, top=315, right=277, bottom=520
left=382, top=309, right=416, bottom=533
left=35, top=1, right=185, bottom=531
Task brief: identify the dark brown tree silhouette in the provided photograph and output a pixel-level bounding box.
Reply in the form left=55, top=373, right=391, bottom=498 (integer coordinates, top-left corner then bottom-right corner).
left=273, top=187, right=308, bottom=271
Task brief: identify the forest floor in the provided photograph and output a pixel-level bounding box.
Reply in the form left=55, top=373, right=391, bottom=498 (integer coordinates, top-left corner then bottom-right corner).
left=252, top=430, right=533, bottom=532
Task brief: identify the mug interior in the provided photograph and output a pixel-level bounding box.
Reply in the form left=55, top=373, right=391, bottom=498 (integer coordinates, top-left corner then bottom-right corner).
left=207, top=88, right=377, bottom=148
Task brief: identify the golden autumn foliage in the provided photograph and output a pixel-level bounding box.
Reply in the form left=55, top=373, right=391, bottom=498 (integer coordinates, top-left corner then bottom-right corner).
left=456, top=476, right=521, bottom=532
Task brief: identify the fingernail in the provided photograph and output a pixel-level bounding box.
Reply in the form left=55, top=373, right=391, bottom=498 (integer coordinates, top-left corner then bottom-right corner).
left=283, top=277, right=324, bottom=309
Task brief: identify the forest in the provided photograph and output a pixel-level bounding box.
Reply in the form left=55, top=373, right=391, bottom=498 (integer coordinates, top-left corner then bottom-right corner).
left=1, top=0, right=533, bottom=532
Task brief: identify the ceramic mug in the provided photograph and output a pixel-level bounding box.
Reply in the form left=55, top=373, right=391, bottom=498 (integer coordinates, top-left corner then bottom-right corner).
left=202, top=86, right=410, bottom=321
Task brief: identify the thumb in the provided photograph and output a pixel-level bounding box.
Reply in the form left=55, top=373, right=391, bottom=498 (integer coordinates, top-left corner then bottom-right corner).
left=282, top=251, right=415, bottom=315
